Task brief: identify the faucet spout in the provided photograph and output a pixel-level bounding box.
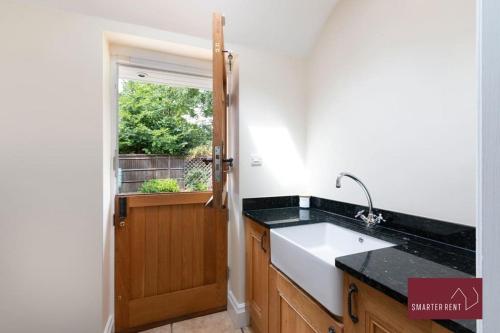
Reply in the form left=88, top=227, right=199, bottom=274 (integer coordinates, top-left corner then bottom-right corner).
left=335, top=172, right=383, bottom=227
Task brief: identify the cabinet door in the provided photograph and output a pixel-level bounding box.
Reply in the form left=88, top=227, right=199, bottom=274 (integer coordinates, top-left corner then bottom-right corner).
left=245, top=218, right=270, bottom=333
left=269, top=266, right=343, bottom=333
left=343, top=274, right=452, bottom=333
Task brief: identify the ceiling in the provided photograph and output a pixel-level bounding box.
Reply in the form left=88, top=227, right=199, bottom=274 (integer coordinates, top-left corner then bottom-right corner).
left=16, top=0, right=338, bottom=57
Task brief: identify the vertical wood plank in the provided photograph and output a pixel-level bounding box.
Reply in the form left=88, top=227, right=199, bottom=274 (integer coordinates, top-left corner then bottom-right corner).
left=281, top=299, right=293, bottom=333
left=192, top=205, right=204, bottom=287
left=268, top=265, right=280, bottom=333
left=130, top=207, right=146, bottom=300
left=144, top=207, right=159, bottom=297
left=181, top=205, right=194, bottom=290
left=157, top=206, right=172, bottom=294
left=253, top=237, right=260, bottom=305
left=170, top=205, right=183, bottom=292
left=203, top=207, right=216, bottom=284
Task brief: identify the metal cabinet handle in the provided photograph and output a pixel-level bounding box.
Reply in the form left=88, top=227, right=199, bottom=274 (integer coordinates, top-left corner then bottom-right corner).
left=328, top=327, right=336, bottom=333
left=348, top=283, right=359, bottom=323
left=261, top=231, right=267, bottom=253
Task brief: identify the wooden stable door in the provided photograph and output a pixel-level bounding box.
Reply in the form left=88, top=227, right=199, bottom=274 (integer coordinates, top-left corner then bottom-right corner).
left=115, top=193, right=227, bottom=331
left=115, top=13, right=232, bottom=332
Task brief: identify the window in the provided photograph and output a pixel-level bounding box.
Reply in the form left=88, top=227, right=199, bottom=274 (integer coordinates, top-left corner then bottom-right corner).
left=117, top=65, right=212, bottom=193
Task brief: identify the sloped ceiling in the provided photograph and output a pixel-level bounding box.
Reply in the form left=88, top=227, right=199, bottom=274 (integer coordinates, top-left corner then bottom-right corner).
left=14, top=0, right=338, bottom=57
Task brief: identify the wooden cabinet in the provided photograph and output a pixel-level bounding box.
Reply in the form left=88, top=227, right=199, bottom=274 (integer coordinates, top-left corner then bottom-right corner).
left=343, top=274, right=452, bottom=333
left=269, top=265, right=344, bottom=333
left=245, top=217, right=270, bottom=333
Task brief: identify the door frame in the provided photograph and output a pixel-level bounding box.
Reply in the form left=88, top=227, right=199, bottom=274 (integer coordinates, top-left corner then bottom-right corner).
left=108, top=43, right=224, bottom=332
left=476, top=0, right=500, bottom=332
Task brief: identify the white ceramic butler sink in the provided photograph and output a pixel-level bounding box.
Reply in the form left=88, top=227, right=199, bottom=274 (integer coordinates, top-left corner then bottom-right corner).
left=271, top=223, right=395, bottom=316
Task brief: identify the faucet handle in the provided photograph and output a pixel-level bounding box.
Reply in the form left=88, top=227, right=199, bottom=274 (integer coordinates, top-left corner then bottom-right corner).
left=355, top=210, right=365, bottom=219
left=375, top=213, right=386, bottom=223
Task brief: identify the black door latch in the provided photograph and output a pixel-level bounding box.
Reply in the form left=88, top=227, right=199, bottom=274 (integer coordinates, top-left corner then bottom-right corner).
left=202, top=157, right=234, bottom=167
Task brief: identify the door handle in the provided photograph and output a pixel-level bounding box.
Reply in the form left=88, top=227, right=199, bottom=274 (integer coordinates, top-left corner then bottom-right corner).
left=348, top=283, right=359, bottom=323
left=204, top=153, right=233, bottom=172
left=203, top=146, right=223, bottom=181
left=223, top=158, right=233, bottom=167
left=260, top=231, right=267, bottom=253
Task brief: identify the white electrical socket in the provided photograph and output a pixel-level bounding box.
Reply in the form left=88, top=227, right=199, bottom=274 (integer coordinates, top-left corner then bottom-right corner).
left=250, top=154, right=263, bottom=166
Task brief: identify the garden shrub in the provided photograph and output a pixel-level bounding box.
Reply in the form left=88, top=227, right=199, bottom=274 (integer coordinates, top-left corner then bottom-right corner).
left=139, top=178, right=180, bottom=193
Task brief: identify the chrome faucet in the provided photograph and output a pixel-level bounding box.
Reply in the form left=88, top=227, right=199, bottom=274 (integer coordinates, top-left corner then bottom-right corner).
left=335, top=172, right=385, bottom=227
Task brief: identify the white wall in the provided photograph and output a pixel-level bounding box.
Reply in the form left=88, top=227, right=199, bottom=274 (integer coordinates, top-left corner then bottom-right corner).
left=0, top=2, right=103, bottom=332
left=0, top=2, right=207, bottom=332
left=305, top=0, right=476, bottom=225
left=238, top=47, right=307, bottom=199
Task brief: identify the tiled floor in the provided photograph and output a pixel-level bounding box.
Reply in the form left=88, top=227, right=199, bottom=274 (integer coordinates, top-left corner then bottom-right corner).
left=142, top=311, right=253, bottom=333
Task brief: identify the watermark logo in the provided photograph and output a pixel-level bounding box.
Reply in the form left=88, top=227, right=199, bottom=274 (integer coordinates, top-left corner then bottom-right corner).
left=408, top=278, right=482, bottom=319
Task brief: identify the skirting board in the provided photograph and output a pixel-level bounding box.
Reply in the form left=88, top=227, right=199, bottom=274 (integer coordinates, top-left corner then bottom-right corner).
left=227, top=290, right=249, bottom=329
left=104, top=315, right=114, bottom=333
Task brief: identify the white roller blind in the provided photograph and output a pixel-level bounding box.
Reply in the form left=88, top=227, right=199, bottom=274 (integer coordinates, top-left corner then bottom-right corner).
left=119, top=59, right=211, bottom=91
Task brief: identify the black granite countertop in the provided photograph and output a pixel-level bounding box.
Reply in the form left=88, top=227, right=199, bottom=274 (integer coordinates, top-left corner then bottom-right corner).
left=243, top=203, right=476, bottom=333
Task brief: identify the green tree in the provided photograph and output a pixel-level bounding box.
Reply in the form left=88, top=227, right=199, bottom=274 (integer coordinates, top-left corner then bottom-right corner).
left=119, top=80, right=213, bottom=155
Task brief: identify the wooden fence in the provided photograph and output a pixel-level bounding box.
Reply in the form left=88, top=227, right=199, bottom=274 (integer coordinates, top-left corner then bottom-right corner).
left=118, top=154, right=211, bottom=193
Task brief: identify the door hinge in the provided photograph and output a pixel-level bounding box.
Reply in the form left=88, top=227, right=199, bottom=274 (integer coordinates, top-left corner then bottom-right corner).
left=223, top=50, right=233, bottom=72
left=225, top=51, right=233, bottom=72
left=227, top=266, right=230, bottom=281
